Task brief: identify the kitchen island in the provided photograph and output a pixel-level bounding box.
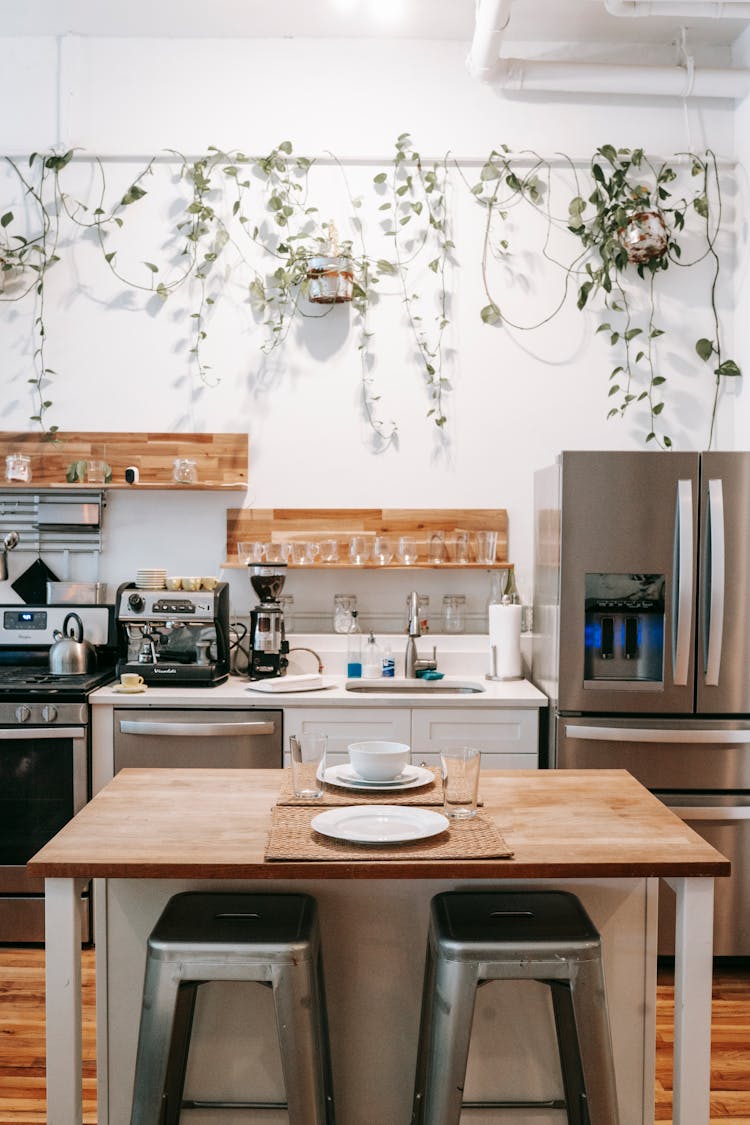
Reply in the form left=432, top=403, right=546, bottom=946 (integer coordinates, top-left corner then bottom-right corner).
left=28, top=768, right=728, bottom=1125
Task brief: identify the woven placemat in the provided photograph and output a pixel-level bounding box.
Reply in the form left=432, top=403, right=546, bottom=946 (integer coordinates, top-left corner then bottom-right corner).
left=276, top=766, right=446, bottom=807
left=264, top=805, right=513, bottom=862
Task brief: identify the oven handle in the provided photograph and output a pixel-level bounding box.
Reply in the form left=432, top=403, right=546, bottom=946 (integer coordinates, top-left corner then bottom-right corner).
left=0, top=727, right=85, bottom=740
left=564, top=724, right=750, bottom=744
left=118, top=719, right=276, bottom=738
left=668, top=805, right=750, bottom=822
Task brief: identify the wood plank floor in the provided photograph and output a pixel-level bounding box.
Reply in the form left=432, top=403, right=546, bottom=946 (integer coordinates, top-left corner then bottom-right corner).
left=0, top=950, right=747, bottom=1122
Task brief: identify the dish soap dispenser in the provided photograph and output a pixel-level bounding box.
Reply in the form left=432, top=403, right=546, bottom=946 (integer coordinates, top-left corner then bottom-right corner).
left=346, top=611, right=363, bottom=679
left=363, top=632, right=382, bottom=679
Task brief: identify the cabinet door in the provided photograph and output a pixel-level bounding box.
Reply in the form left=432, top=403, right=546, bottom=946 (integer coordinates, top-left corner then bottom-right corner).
left=410, top=709, right=539, bottom=770
left=283, top=707, right=411, bottom=767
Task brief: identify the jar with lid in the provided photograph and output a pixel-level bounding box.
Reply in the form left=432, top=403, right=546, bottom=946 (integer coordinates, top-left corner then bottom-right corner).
left=5, top=453, right=31, bottom=483
left=173, top=457, right=198, bottom=484
left=334, top=594, right=357, bottom=634
left=442, top=594, right=466, bottom=634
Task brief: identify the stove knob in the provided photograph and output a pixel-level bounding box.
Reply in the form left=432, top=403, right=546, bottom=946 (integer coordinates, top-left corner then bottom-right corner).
left=128, top=592, right=145, bottom=612
left=41, top=704, right=58, bottom=723
left=15, top=705, right=31, bottom=723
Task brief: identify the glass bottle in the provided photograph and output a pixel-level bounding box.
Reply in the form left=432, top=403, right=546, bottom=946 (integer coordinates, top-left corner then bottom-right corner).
left=346, top=610, right=362, bottom=678
left=363, top=632, right=382, bottom=678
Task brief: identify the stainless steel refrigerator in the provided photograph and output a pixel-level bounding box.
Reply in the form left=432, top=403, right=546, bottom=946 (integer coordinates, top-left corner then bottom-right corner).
left=532, top=450, right=750, bottom=955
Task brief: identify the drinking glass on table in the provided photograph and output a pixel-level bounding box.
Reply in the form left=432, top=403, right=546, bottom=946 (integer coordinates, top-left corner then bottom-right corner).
left=290, top=734, right=327, bottom=798
left=441, top=747, right=481, bottom=819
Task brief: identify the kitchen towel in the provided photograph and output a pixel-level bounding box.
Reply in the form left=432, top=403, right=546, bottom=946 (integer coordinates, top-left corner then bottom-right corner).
left=488, top=602, right=522, bottom=680
left=264, top=806, right=514, bottom=862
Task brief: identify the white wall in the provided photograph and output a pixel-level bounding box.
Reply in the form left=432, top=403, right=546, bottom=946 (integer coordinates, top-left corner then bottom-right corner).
left=0, top=35, right=742, bottom=627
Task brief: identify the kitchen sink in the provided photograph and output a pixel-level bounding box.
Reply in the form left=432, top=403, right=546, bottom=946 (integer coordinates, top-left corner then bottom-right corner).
left=345, top=678, right=486, bottom=694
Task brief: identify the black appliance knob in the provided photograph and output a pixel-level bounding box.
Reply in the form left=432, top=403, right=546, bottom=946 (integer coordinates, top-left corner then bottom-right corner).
left=128, top=592, right=145, bottom=612
left=15, top=705, right=31, bottom=723
left=41, top=704, right=58, bottom=723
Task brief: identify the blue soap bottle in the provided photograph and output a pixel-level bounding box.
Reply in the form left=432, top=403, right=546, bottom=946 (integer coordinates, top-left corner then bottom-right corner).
left=346, top=611, right=362, bottom=678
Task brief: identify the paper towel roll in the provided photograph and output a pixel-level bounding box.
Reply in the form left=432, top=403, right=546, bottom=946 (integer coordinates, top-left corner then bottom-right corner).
left=488, top=603, right=522, bottom=680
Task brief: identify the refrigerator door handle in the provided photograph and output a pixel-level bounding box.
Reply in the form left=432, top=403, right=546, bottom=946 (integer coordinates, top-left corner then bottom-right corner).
left=564, top=723, right=750, bottom=744
left=704, top=478, right=725, bottom=687
left=673, top=478, right=693, bottom=686
left=667, top=805, right=750, bottom=822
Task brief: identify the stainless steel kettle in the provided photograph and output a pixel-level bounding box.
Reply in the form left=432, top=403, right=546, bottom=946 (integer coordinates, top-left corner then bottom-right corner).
left=49, top=612, right=98, bottom=674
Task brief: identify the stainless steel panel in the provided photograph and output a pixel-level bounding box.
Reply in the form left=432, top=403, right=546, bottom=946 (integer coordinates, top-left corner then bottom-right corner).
left=557, top=451, right=699, bottom=714
left=113, top=708, right=283, bottom=771
left=0, top=893, right=90, bottom=944
left=556, top=715, right=750, bottom=789
left=698, top=452, right=750, bottom=713
left=656, top=794, right=750, bottom=956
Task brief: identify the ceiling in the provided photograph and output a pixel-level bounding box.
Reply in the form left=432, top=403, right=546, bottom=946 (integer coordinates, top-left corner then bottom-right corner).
left=1, top=0, right=748, bottom=49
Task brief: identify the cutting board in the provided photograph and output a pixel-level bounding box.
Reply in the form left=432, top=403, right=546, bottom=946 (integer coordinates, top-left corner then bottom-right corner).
left=246, top=674, right=330, bottom=693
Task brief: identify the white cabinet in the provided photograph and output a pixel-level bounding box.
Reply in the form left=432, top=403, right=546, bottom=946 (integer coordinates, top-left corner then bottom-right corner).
left=284, top=705, right=539, bottom=770
left=283, top=707, right=411, bottom=766
left=411, top=708, right=538, bottom=769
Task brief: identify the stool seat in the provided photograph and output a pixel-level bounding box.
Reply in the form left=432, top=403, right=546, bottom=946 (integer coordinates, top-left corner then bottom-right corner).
left=130, top=891, right=335, bottom=1125
left=412, top=890, right=620, bottom=1125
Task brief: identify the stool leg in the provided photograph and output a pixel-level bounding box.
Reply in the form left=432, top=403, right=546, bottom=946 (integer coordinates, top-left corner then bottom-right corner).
left=271, top=958, right=334, bottom=1125
left=130, top=956, right=183, bottom=1125
left=569, top=958, right=620, bottom=1125
left=419, top=956, right=479, bottom=1125
left=411, top=942, right=437, bottom=1125
left=549, top=981, right=588, bottom=1125
left=162, top=982, right=199, bottom=1125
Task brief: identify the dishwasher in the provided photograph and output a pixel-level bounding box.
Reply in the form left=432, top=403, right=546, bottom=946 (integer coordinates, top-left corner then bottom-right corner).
left=113, top=708, right=283, bottom=771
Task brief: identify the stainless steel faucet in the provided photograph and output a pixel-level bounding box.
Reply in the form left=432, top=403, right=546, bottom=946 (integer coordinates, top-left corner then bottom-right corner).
left=404, top=591, right=437, bottom=678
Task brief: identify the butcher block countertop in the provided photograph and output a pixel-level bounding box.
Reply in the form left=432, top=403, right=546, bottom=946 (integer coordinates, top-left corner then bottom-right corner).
left=28, top=768, right=729, bottom=882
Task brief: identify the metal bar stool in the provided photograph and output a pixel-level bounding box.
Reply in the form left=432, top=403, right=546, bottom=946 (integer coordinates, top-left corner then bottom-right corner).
left=411, top=890, right=620, bottom=1125
left=130, top=891, right=335, bottom=1125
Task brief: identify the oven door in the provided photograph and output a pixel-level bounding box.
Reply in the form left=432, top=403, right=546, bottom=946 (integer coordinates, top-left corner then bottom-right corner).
left=0, top=724, right=88, bottom=942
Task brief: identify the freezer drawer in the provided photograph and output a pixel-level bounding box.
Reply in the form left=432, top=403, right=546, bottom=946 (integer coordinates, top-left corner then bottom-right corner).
left=556, top=716, right=750, bottom=790
left=657, top=793, right=750, bottom=956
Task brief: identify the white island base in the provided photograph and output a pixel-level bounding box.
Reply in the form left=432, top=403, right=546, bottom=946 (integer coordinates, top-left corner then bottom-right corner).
left=96, top=875, right=657, bottom=1125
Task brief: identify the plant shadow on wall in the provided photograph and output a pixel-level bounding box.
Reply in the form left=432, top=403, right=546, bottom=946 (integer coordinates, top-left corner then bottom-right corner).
left=0, top=140, right=740, bottom=450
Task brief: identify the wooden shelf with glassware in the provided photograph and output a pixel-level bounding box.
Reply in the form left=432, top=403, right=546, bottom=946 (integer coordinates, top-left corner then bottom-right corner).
left=224, top=508, right=512, bottom=570
left=0, top=432, right=248, bottom=490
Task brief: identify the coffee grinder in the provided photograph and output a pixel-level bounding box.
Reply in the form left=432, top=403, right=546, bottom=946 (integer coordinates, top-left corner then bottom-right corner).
left=248, top=563, right=290, bottom=679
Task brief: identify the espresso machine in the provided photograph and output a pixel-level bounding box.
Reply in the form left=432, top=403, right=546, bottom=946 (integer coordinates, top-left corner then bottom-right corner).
left=248, top=563, right=289, bottom=679
left=115, top=582, right=230, bottom=686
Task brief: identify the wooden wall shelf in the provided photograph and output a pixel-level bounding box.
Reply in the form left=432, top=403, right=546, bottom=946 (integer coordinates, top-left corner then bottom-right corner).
left=225, top=508, right=509, bottom=569
left=0, top=432, right=248, bottom=490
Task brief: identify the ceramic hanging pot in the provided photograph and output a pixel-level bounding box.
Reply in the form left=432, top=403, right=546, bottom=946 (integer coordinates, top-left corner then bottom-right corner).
left=617, top=211, right=669, bottom=264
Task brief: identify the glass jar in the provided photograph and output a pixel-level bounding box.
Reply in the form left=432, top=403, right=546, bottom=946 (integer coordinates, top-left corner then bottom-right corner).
left=173, top=457, right=198, bottom=484
left=442, top=594, right=466, bottom=634
left=334, top=594, right=357, bottom=634
left=5, top=453, right=31, bottom=483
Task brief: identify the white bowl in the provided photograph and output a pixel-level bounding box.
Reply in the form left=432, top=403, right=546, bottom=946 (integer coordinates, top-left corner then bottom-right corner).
left=348, top=740, right=410, bottom=782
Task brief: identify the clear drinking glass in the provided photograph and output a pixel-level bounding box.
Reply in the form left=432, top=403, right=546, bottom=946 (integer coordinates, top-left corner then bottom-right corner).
left=452, top=531, right=471, bottom=564
left=373, top=535, right=394, bottom=565
left=397, top=536, right=419, bottom=565
left=237, top=542, right=266, bottom=564
left=290, top=734, right=327, bottom=798
left=428, top=531, right=447, bottom=565
left=319, top=539, right=339, bottom=563
left=441, top=747, right=481, bottom=819
left=475, top=530, right=498, bottom=564
left=349, top=536, right=371, bottom=565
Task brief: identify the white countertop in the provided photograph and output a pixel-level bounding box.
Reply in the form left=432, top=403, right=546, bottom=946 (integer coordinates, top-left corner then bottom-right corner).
left=90, top=672, right=547, bottom=709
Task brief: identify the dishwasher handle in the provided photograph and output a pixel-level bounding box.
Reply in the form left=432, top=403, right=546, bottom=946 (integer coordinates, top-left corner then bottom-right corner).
left=668, top=805, right=750, bottom=822
left=118, top=719, right=277, bottom=738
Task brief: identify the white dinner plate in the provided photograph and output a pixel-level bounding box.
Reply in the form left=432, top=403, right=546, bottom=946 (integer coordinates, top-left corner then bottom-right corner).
left=321, top=764, right=434, bottom=792
left=311, top=805, right=449, bottom=845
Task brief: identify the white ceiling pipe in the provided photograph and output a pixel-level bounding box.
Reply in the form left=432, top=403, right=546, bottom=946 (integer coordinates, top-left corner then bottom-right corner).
left=605, top=0, right=750, bottom=17
left=466, top=0, right=513, bottom=80
left=492, top=57, right=750, bottom=96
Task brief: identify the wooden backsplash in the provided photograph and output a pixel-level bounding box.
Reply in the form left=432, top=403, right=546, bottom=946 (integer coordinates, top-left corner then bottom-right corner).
left=226, top=508, right=509, bottom=566
left=0, top=432, right=248, bottom=489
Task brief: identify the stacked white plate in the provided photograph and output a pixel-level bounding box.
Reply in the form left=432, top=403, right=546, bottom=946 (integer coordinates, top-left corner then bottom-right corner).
left=135, top=568, right=167, bottom=589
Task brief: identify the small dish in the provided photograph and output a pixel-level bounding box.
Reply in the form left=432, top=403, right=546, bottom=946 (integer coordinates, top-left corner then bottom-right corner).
left=113, top=684, right=148, bottom=693
left=311, top=805, right=449, bottom=845
left=321, top=764, right=434, bottom=792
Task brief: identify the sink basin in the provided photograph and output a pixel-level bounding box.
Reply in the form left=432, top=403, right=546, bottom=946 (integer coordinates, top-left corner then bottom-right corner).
left=345, top=678, right=486, bottom=694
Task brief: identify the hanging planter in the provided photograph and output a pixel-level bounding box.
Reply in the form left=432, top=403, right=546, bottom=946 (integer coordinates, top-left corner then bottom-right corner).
left=616, top=210, right=669, bottom=264
left=306, top=253, right=354, bottom=303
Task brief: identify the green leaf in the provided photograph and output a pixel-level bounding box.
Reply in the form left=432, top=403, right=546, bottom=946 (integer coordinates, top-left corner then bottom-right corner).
left=373, top=172, right=387, bottom=184
left=717, top=359, right=741, bottom=377
left=480, top=303, right=502, bottom=325
left=652, top=376, right=666, bottom=386
left=121, top=184, right=147, bottom=206
left=144, top=262, right=158, bottom=274
left=156, top=283, right=169, bottom=301
left=480, top=162, right=500, bottom=181
left=652, top=402, right=665, bottom=415
left=278, top=140, right=293, bottom=154
left=0, top=212, right=13, bottom=228
left=693, top=194, right=709, bottom=219
left=624, top=328, right=642, bottom=341
left=695, top=338, right=714, bottom=362
left=376, top=259, right=398, bottom=275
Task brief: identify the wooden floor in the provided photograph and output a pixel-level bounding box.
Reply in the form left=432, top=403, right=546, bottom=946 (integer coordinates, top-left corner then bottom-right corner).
left=0, top=951, right=747, bottom=1122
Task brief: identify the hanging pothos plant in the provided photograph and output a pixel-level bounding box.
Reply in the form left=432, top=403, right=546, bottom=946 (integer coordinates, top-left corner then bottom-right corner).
left=567, top=145, right=740, bottom=449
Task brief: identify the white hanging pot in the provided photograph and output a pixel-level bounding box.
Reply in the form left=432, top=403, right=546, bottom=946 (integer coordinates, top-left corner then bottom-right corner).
left=306, top=255, right=354, bottom=304
left=617, top=210, right=669, bottom=264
